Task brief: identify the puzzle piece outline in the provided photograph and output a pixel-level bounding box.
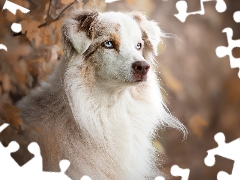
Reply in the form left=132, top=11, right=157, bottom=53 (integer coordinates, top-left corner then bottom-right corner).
left=174, top=0, right=227, bottom=22
left=215, top=27, right=240, bottom=78
left=2, top=0, right=240, bottom=179
left=0, top=123, right=92, bottom=180
left=1, top=0, right=31, bottom=50
left=204, top=132, right=240, bottom=180
left=154, top=165, right=190, bottom=180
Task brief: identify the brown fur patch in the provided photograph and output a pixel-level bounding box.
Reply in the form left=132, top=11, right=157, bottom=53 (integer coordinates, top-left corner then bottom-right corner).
left=79, top=60, right=97, bottom=89
left=109, top=33, right=121, bottom=51
left=141, top=30, right=154, bottom=54
left=83, top=41, right=102, bottom=59
left=131, top=11, right=145, bottom=22
left=94, top=21, right=120, bottom=36
left=61, top=24, right=73, bottom=54
left=83, top=32, right=121, bottom=59
left=130, top=12, right=155, bottom=54
left=74, top=10, right=99, bottom=39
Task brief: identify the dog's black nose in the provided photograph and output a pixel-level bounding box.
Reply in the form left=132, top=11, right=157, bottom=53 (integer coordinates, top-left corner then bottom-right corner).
left=132, top=61, right=150, bottom=76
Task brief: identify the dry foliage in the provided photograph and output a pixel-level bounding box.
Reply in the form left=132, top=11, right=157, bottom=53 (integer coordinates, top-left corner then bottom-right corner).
left=0, top=0, right=106, bottom=148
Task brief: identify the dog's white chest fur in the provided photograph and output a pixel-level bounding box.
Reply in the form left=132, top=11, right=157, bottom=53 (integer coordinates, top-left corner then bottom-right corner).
left=16, top=10, right=186, bottom=180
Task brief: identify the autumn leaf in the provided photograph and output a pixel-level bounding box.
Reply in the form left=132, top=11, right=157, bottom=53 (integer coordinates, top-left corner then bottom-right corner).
left=13, top=60, right=28, bottom=84
left=28, top=58, right=46, bottom=85
left=161, top=67, right=183, bottom=94
left=125, top=0, right=153, bottom=15
left=1, top=104, right=23, bottom=130
left=84, top=0, right=106, bottom=11
left=61, top=0, right=75, bottom=4
left=188, top=114, right=208, bottom=138
left=1, top=74, right=11, bottom=92
left=20, top=20, right=42, bottom=47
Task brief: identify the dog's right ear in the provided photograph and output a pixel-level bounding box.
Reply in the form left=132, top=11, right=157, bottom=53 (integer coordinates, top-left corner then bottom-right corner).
left=61, top=10, right=98, bottom=56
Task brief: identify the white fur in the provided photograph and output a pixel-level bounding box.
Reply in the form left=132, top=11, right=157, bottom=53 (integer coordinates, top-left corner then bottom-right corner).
left=16, top=10, right=186, bottom=180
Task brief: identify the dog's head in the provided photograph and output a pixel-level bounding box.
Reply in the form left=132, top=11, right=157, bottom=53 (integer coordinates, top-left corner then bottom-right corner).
left=61, top=10, right=162, bottom=86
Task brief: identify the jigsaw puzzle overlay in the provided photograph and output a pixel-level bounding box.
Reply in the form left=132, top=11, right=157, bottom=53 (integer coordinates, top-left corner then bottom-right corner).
left=204, top=132, right=240, bottom=180
left=0, top=118, right=181, bottom=180
left=0, top=123, right=92, bottom=180
left=175, top=0, right=240, bottom=78
left=216, top=12, right=240, bottom=78
left=174, top=0, right=226, bottom=23
left=1, top=0, right=240, bottom=180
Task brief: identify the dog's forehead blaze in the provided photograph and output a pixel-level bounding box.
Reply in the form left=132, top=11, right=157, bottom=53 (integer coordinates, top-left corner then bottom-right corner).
left=95, top=19, right=120, bottom=36
left=94, top=19, right=121, bottom=49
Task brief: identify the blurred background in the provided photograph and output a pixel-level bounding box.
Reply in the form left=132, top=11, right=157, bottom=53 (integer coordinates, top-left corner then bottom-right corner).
left=1, top=0, right=240, bottom=179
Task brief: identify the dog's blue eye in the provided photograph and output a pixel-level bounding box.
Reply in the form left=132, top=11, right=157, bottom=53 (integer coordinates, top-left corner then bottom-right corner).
left=136, top=43, right=142, bottom=50
left=104, top=41, right=114, bottom=48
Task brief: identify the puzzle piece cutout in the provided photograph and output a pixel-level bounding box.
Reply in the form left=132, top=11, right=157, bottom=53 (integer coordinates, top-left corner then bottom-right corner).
left=171, top=165, right=190, bottom=180
left=154, top=165, right=190, bottom=180
left=2, top=0, right=30, bottom=14
left=174, top=0, right=226, bottom=22
left=1, top=0, right=30, bottom=49
left=0, top=44, right=7, bottom=51
left=233, top=11, right=240, bottom=23
left=155, top=176, right=165, bottom=180
left=105, top=0, right=120, bottom=3
left=0, top=123, right=92, bottom=180
left=204, top=132, right=240, bottom=180
left=215, top=28, right=240, bottom=78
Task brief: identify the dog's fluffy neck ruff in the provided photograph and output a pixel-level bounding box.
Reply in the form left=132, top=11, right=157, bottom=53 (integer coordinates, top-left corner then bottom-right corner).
left=17, top=51, right=185, bottom=180
left=62, top=53, right=174, bottom=178
left=62, top=53, right=162, bottom=133
left=32, top=53, right=163, bottom=179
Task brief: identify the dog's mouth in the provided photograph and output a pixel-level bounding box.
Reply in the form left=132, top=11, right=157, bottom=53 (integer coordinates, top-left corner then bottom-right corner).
left=132, top=74, right=148, bottom=82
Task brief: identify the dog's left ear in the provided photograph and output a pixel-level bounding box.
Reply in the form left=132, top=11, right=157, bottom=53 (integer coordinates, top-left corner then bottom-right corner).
left=129, top=11, right=161, bottom=56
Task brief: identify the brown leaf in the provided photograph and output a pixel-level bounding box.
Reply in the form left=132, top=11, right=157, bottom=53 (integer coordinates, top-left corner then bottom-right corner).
left=13, top=60, right=28, bottom=84
left=125, top=0, right=153, bottom=15
left=15, top=9, right=30, bottom=21
left=2, top=74, right=11, bottom=92
left=188, top=114, right=208, bottom=138
left=5, top=10, right=17, bottom=22
left=224, top=77, right=240, bottom=104
left=20, top=20, right=42, bottom=47
left=161, top=67, right=183, bottom=94
left=61, top=0, right=75, bottom=4
left=1, top=104, right=23, bottom=130
left=84, top=0, right=106, bottom=10
left=28, top=58, right=46, bottom=85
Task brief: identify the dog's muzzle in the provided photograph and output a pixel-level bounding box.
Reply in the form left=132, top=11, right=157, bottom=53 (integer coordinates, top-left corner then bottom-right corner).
left=132, top=61, right=150, bottom=82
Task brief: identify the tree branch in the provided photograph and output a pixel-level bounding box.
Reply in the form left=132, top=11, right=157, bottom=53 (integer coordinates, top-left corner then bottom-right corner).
left=38, top=0, right=78, bottom=28
left=47, top=0, right=52, bottom=16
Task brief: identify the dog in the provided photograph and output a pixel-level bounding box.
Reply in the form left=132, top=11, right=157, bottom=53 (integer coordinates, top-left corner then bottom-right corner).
left=15, top=9, right=186, bottom=180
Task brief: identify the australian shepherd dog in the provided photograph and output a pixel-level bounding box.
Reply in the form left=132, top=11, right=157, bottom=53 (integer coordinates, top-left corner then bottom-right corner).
left=15, top=10, right=186, bottom=180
